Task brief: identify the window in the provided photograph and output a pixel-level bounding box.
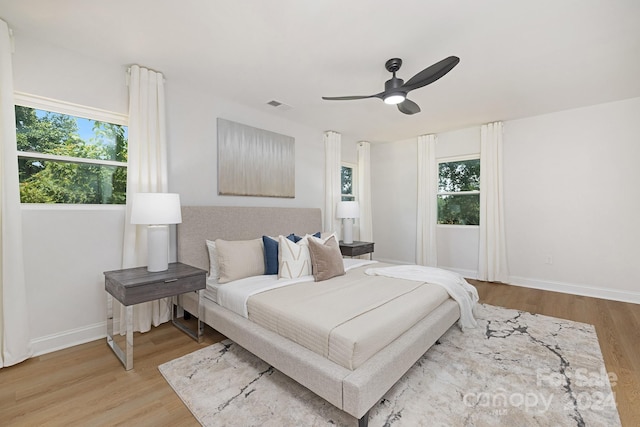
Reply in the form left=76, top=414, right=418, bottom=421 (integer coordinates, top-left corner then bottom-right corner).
left=437, top=157, right=480, bottom=225
left=341, top=164, right=356, bottom=201
left=14, top=94, right=128, bottom=204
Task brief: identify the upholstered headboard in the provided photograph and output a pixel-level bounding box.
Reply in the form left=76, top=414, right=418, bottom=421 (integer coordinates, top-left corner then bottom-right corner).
left=177, top=206, right=323, bottom=271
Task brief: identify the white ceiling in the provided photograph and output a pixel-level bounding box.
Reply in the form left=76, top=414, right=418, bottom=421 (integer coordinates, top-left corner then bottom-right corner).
left=1, top=0, right=639, bottom=142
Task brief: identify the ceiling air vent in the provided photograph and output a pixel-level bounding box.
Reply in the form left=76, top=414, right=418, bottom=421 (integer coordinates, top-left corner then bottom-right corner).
left=266, top=100, right=292, bottom=111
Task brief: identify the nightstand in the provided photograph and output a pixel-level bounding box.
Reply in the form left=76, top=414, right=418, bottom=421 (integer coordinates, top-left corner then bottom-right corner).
left=104, top=262, right=206, bottom=370
left=339, top=241, right=375, bottom=260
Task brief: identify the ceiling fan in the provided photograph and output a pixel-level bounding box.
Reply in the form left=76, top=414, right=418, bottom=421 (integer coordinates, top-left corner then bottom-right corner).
left=322, top=56, right=460, bottom=115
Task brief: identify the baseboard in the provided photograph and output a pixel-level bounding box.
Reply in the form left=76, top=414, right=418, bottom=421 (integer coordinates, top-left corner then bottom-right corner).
left=30, top=321, right=106, bottom=357
left=508, top=276, right=640, bottom=305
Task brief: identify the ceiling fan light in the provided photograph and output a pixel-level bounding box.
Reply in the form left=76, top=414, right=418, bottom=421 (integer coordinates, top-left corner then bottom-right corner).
left=384, top=93, right=406, bottom=105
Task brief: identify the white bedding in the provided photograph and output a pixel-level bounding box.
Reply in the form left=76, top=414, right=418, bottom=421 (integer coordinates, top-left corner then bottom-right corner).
left=216, top=259, right=377, bottom=317
left=203, top=276, right=221, bottom=303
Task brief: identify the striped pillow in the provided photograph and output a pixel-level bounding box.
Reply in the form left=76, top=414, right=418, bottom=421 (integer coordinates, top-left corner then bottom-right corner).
left=278, top=235, right=312, bottom=279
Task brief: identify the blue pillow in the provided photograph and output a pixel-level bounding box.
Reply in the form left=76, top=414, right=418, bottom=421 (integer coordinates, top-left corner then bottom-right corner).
left=262, top=234, right=297, bottom=275
left=290, top=232, right=321, bottom=242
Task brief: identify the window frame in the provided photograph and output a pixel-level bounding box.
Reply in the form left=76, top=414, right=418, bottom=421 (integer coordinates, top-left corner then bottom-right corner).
left=436, top=154, right=480, bottom=227
left=14, top=92, right=129, bottom=206
left=341, top=162, right=357, bottom=202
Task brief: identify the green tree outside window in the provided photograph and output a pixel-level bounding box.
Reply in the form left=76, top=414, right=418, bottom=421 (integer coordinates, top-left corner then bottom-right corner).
left=15, top=105, right=128, bottom=204
left=437, top=158, right=480, bottom=225
left=341, top=165, right=355, bottom=201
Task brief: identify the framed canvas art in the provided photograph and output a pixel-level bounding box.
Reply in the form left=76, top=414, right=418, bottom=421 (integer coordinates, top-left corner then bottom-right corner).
left=217, top=118, right=295, bottom=198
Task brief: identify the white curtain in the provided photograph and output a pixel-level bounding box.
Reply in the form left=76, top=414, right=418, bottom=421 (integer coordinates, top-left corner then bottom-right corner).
left=416, top=134, right=438, bottom=266
left=0, top=19, right=32, bottom=367
left=479, top=121, right=509, bottom=282
left=119, top=65, right=170, bottom=333
left=357, top=141, right=373, bottom=241
left=324, top=131, right=342, bottom=237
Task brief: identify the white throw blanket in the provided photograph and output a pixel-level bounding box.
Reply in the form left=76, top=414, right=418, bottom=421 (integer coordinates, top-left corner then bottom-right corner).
left=364, top=265, right=479, bottom=329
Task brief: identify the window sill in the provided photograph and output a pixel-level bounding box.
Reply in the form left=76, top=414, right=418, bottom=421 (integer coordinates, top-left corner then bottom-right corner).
left=20, top=204, right=126, bottom=211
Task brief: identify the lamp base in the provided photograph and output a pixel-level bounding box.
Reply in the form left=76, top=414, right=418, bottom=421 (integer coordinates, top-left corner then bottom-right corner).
left=342, top=218, right=354, bottom=244
left=147, top=225, right=169, bottom=272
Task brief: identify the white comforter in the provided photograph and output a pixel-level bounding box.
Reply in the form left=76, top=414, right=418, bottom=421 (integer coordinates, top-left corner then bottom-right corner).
left=216, top=259, right=377, bottom=317
left=364, top=265, right=479, bottom=329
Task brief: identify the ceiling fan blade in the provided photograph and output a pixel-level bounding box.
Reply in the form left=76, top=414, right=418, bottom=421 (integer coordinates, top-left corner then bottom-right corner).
left=397, top=99, right=421, bottom=115
left=402, top=56, right=460, bottom=92
left=322, top=94, right=378, bottom=101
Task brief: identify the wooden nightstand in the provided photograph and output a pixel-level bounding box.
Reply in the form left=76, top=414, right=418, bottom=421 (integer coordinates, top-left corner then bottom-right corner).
left=104, top=262, right=206, bottom=370
left=339, top=241, right=375, bottom=260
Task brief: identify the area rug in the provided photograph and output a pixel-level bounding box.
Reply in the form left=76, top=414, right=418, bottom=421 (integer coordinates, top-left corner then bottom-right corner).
left=158, top=304, right=621, bottom=426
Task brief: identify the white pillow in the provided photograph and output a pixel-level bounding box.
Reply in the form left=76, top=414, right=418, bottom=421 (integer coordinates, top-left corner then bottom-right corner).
left=215, top=238, right=265, bottom=284
left=278, top=235, right=312, bottom=279
left=205, top=239, right=219, bottom=282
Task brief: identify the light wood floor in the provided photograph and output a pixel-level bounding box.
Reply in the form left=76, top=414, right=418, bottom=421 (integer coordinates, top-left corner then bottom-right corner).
left=1, top=284, right=638, bottom=426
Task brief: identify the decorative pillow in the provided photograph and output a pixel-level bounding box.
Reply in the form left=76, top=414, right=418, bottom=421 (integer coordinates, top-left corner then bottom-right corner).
left=205, top=239, right=220, bottom=281
left=262, top=234, right=296, bottom=275
left=215, top=238, right=265, bottom=284
left=308, top=235, right=346, bottom=282
left=278, top=235, right=312, bottom=279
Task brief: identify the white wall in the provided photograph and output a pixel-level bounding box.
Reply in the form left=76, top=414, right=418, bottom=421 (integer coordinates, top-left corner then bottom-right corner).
left=371, top=138, right=418, bottom=263
left=166, top=79, right=325, bottom=208
left=12, top=35, right=128, bottom=114
left=341, top=135, right=358, bottom=165
left=504, top=97, right=640, bottom=301
left=371, top=97, right=640, bottom=303
left=12, top=34, right=326, bottom=355
left=21, top=207, right=125, bottom=355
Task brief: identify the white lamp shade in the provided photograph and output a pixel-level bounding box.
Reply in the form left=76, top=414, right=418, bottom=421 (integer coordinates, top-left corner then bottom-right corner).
left=336, top=201, right=360, bottom=219
left=130, top=193, right=182, bottom=225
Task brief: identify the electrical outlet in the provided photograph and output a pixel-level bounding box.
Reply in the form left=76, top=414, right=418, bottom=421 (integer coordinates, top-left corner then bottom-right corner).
left=545, top=255, right=553, bottom=265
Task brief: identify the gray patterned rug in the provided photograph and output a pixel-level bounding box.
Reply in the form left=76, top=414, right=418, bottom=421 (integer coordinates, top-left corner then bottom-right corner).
left=159, top=304, right=621, bottom=426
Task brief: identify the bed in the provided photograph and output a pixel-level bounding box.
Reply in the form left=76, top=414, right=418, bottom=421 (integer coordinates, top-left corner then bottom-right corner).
left=177, top=206, right=462, bottom=426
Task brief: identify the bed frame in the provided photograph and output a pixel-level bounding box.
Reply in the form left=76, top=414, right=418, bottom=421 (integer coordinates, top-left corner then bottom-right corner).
left=177, top=206, right=460, bottom=426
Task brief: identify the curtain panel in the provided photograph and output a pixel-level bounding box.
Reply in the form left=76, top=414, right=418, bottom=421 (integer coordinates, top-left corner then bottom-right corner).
left=323, top=131, right=342, bottom=238
left=479, top=121, right=509, bottom=282
left=0, top=19, right=32, bottom=367
left=357, top=141, right=373, bottom=242
left=416, top=134, right=438, bottom=267
left=119, top=65, right=171, bottom=333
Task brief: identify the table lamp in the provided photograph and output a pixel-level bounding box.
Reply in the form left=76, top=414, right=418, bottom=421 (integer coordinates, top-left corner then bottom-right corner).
left=336, top=201, right=360, bottom=244
left=130, top=193, right=182, bottom=272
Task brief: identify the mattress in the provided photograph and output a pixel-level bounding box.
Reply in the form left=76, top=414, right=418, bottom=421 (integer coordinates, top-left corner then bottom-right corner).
left=246, top=263, right=449, bottom=370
